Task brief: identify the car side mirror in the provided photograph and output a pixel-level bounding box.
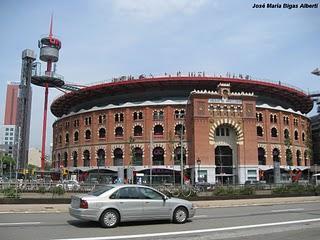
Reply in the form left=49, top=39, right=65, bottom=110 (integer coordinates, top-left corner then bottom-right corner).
left=162, top=195, right=168, bottom=201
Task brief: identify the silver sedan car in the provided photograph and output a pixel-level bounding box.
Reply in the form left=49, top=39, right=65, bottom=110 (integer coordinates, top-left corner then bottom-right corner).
left=69, top=184, right=195, bottom=228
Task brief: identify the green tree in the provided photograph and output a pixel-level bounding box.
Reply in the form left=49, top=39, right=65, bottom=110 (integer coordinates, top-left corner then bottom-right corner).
left=0, top=155, right=16, bottom=175
left=284, top=137, right=293, bottom=166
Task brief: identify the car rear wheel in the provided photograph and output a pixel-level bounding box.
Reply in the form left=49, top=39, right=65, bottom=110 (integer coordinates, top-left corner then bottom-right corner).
left=99, top=209, right=119, bottom=228
left=173, top=207, right=188, bottom=224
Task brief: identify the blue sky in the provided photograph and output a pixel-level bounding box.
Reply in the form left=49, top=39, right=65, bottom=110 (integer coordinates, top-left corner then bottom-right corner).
left=0, top=0, right=319, bottom=154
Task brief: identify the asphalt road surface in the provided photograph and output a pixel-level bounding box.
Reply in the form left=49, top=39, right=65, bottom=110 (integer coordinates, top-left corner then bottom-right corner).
left=1, top=202, right=320, bottom=240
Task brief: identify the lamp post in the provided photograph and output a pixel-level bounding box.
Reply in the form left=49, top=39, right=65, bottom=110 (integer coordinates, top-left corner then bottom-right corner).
left=197, top=158, right=201, bottom=183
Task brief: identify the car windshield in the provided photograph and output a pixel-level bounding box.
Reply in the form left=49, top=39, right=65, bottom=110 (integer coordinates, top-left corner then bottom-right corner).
left=89, top=185, right=114, bottom=196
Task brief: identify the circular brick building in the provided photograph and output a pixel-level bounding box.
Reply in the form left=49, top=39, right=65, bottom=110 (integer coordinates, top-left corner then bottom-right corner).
left=51, top=74, right=313, bottom=184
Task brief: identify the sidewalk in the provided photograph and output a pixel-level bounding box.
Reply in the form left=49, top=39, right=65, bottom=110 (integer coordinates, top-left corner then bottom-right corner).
left=0, top=196, right=319, bottom=214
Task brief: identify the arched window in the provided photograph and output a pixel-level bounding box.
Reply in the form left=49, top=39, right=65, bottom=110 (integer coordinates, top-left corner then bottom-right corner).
left=271, top=128, right=278, bottom=137
left=115, top=127, right=124, bottom=137
left=286, top=149, right=292, bottom=166
left=174, top=146, right=186, bottom=165
left=273, top=148, right=280, bottom=162
left=85, top=130, right=91, bottom=140
left=153, top=147, right=164, bottom=165
left=132, top=147, right=143, bottom=166
left=72, top=151, right=78, bottom=167
left=65, top=133, right=69, bottom=143
left=258, top=147, right=266, bottom=165
left=175, top=124, right=185, bottom=136
left=134, top=125, right=143, bottom=136
left=154, top=125, right=164, bottom=135
left=113, top=148, right=123, bottom=166
left=97, top=149, right=105, bottom=167
left=64, top=152, right=68, bottom=167
left=294, top=130, right=299, bottom=141
left=257, top=126, right=263, bottom=137
left=284, top=129, right=289, bottom=139
left=304, top=150, right=308, bottom=166
left=83, top=150, right=90, bottom=167
left=74, top=131, right=79, bottom=142
left=99, top=128, right=106, bottom=138
left=57, top=153, right=61, bottom=168
left=302, top=132, right=305, bottom=142
left=296, top=150, right=301, bottom=166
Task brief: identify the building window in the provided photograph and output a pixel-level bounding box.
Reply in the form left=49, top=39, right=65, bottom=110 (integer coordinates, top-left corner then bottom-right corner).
left=73, top=151, right=78, bottom=167
left=284, top=129, right=289, bottom=139
left=85, top=117, right=92, bottom=126
left=133, top=111, right=143, bottom=121
left=294, top=118, right=299, bottom=127
left=257, top=126, right=263, bottom=137
left=73, top=119, right=79, bottom=127
left=99, top=128, right=106, bottom=138
left=297, top=150, right=301, bottom=166
left=115, top=127, right=124, bottom=137
left=271, top=127, right=278, bottom=137
left=134, top=125, right=143, bottom=136
left=97, top=149, right=105, bottom=167
left=175, top=124, right=185, bottom=136
left=113, top=148, right=123, bottom=166
left=152, top=147, right=164, bottom=165
left=74, top=131, right=79, bottom=142
left=65, top=133, right=69, bottom=143
left=154, top=125, right=164, bottom=135
left=174, top=109, right=185, bottom=119
left=115, top=113, right=124, bottom=123
left=256, top=113, right=263, bottom=122
left=132, top=147, right=143, bottom=166
left=59, top=135, right=62, bottom=143
left=85, top=130, right=91, bottom=140
left=294, top=130, right=299, bottom=140
left=258, top=147, right=266, bottom=165
left=283, top=116, right=289, bottom=125
left=65, top=121, right=70, bottom=128
left=64, top=152, right=68, bottom=167
left=98, top=114, right=106, bottom=124
left=83, top=150, right=90, bottom=167
left=302, top=132, right=305, bottom=142
left=270, top=114, right=277, bottom=123
left=153, top=110, right=164, bottom=121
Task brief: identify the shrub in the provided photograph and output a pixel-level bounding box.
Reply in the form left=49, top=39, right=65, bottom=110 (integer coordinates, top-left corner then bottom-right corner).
left=2, top=187, right=21, bottom=198
left=37, top=186, right=46, bottom=194
left=51, top=186, right=65, bottom=198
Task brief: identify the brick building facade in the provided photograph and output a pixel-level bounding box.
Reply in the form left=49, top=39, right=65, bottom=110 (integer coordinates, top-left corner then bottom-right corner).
left=51, top=76, right=312, bottom=184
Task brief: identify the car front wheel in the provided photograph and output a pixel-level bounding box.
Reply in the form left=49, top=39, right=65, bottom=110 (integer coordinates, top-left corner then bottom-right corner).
left=100, top=209, right=120, bottom=228
left=173, top=207, right=188, bottom=224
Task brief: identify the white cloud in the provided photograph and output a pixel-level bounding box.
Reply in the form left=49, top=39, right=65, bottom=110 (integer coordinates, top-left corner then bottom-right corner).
left=111, top=0, right=209, bottom=21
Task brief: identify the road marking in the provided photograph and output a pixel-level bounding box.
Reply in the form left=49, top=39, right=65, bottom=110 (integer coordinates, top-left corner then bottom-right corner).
left=193, top=215, right=208, bottom=218
left=52, top=218, right=320, bottom=240
left=0, top=222, right=41, bottom=226
left=271, top=208, right=304, bottom=213
left=0, top=211, right=62, bottom=214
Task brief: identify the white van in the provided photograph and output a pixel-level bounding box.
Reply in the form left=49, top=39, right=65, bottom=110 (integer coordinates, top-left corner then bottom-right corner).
left=311, top=173, right=320, bottom=185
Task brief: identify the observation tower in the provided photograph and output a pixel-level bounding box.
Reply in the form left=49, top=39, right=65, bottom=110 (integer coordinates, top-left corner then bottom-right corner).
left=31, top=16, right=65, bottom=174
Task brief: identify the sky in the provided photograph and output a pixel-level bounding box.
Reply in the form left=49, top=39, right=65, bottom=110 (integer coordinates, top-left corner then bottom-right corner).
left=0, top=0, right=319, bottom=156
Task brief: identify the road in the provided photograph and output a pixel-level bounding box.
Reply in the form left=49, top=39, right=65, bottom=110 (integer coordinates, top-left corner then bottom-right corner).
left=1, top=202, right=320, bottom=240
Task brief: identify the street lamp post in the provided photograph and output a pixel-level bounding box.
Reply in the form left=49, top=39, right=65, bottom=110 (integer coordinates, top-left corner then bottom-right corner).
left=197, top=158, right=201, bottom=183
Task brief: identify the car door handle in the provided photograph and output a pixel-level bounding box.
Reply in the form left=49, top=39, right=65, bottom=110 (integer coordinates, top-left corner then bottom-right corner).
left=119, top=202, right=124, bottom=204
left=144, top=202, right=150, bottom=204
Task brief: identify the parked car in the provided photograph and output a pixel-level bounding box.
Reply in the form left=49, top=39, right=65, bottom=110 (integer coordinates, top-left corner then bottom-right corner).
left=69, top=184, right=195, bottom=228
left=56, top=180, right=80, bottom=190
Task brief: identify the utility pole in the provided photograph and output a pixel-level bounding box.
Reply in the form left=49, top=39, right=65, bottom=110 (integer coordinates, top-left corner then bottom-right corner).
left=180, top=126, right=184, bottom=186
left=150, top=130, right=153, bottom=185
